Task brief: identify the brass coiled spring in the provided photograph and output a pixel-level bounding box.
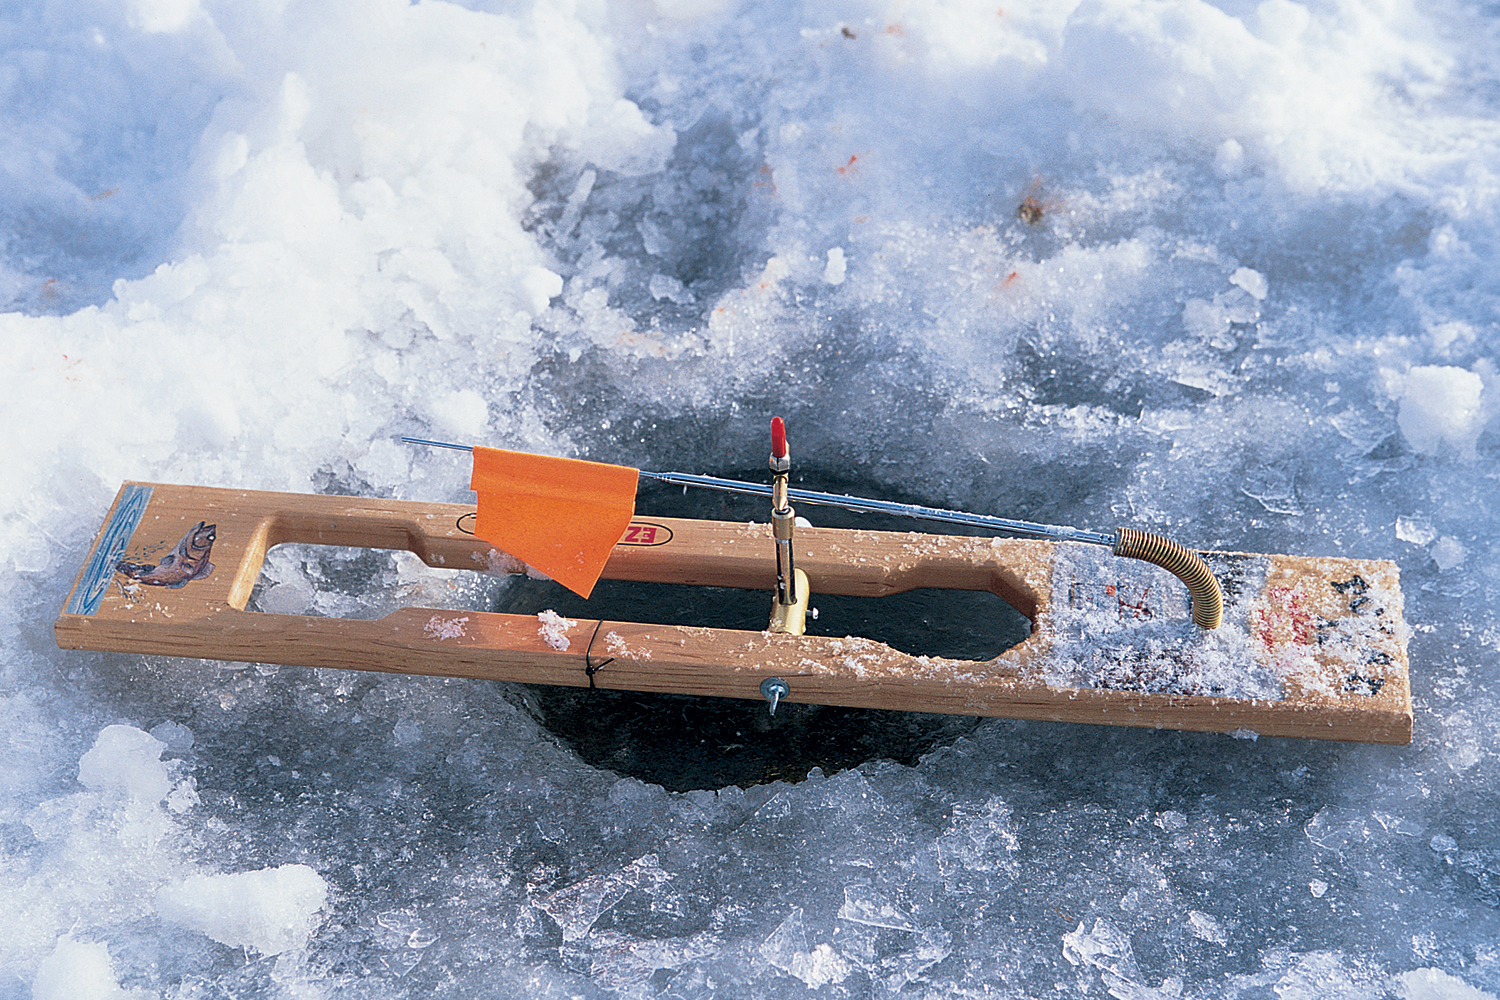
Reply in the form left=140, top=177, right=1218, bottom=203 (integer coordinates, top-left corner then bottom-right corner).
left=1113, top=528, right=1224, bottom=630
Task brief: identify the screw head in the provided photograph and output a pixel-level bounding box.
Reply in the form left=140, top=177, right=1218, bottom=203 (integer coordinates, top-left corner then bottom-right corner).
left=759, top=677, right=790, bottom=716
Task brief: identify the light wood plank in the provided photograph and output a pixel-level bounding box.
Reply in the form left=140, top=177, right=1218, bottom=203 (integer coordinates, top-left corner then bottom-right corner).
left=55, top=482, right=1413, bottom=744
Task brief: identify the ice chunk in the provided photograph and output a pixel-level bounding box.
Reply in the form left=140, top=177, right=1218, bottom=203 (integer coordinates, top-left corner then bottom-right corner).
left=129, top=0, right=203, bottom=34
left=427, top=388, right=490, bottom=438
left=554, top=168, right=596, bottom=238
left=577, top=98, right=675, bottom=177
left=1271, top=951, right=1384, bottom=1000
left=375, top=908, right=438, bottom=951
left=260, top=577, right=315, bottom=614
left=1106, top=976, right=1185, bottom=1000
left=1241, top=462, right=1303, bottom=515
left=1155, top=810, right=1188, bottom=832
left=648, top=273, right=694, bottom=304
left=1062, top=917, right=1140, bottom=982
left=1427, top=319, right=1477, bottom=355
left=1182, top=297, right=1236, bottom=350
left=1186, top=910, right=1227, bottom=945
left=392, top=718, right=422, bottom=746
left=1330, top=406, right=1392, bottom=454
left=176, top=392, right=243, bottom=451
left=1397, top=365, right=1485, bottom=458
left=587, top=930, right=721, bottom=990
left=823, top=247, right=847, bottom=285
left=838, top=885, right=918, bottom=931
left=1304, top=807, right=1369, bottom=855
left=760, top=907, right=852, bottom=987
left=149, top=720, right=195, bottom=752
left=1062, top=920, right=1186, bottom=1000
left=77, top=725, right=170, bottom=804
left=1430, top=535, right=1467, bottom=571
left=1396, top=516, right=1437, bottom=545
left=1397, top=968, right=1498, bottom=1000
left=1230, top=267, right=1269, bottom=300
left=937, top=796, right=1019, bottom=881
left=31, top=937, right=127, bottom=1000
left=533, top=854, right=669, bottom=942
left=759, top=907, right=809, bottom=965
left=1184, top=282, right=1261, bottom=348
left=521, top=266, right=564, bottom=315
left=156, top=864, right=328, bottom=955
left=1215, top=138, right=1245, bottom=176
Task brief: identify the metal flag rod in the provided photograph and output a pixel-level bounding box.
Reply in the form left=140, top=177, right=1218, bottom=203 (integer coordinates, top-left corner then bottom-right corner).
left=399, top=436, right=1117, bottom=547
left=403, top=437, right=474, bottom=452
left=401, top=435, right=1222, bottom=628
left=640, top=470, right=1119, bottom=547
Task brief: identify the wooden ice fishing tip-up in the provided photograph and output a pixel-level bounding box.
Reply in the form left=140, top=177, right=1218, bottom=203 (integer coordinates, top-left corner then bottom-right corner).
left=54, top=421, right=1413, bottom=743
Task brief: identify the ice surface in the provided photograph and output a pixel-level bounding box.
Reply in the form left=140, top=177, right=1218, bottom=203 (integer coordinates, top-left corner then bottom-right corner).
left=5, top=0, right=1500, bottom=996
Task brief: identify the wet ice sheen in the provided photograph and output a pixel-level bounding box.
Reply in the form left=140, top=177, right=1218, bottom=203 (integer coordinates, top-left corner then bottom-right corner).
left=4, top=0, right=1500, bottom=996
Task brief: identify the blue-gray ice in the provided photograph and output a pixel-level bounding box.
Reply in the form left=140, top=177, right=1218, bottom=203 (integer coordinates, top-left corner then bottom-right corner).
left=3, top=0, right=1499, bottom=996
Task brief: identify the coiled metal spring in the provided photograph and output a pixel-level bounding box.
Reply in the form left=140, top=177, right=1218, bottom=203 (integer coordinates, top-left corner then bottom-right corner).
left=1113, top=528, right=1224, bottom=630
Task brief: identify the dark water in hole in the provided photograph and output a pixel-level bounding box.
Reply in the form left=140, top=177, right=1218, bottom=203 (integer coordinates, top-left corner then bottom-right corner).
left=497, top=472, right=1034, bottom=791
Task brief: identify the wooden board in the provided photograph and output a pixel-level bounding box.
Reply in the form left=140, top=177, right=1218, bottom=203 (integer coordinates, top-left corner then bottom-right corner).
left=54, top=483, right=1413, bottom=743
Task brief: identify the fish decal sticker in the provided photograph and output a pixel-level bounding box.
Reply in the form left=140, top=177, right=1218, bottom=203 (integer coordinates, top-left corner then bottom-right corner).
left=116, top=521, right=216, bottom=588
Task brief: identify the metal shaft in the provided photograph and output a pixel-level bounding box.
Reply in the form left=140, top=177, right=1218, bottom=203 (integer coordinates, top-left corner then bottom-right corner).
left=769, top=419, right=797, bottom=606
left=400, top=437, right=1117, bottom=547
left=638, top=470, right=1118, bottom=548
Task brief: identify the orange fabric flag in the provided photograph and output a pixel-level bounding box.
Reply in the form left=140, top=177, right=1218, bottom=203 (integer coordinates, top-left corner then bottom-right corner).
left=469, top=446, right=640, bottom=599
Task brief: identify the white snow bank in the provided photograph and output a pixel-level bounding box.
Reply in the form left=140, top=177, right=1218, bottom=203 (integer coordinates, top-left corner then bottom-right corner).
left=156, top=864, right=329, bottom=955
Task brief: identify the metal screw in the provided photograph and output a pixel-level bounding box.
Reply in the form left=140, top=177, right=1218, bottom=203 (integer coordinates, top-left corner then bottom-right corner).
left=759, top=677, right=789, bottom=716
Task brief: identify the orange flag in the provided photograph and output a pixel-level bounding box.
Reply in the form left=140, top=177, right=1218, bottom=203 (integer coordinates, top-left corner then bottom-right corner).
left=469, top=446, right=640, bottom=599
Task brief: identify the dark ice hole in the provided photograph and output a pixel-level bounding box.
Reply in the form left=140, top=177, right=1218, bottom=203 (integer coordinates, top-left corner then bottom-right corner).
left=498, top=476, right=1033, bottom=792
left=248, top=472, right=1034, bottom=791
